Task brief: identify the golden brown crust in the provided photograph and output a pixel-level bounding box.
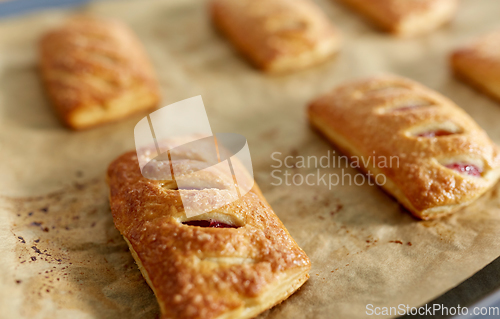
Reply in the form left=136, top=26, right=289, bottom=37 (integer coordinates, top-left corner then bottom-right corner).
left=336, top=0, right=458, bottom=37
left=451, top=30, right=500, bottom=103
left=107, top=144, right=311, bottom=319
left=39, top=16, right=160, bottom=130
left=210, top=0, right=341, bottom=73
left=308, top=74, right=500, bottom=219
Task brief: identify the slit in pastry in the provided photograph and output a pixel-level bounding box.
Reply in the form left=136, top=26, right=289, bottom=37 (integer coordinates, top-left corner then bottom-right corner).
left=406, top=121, right=463, bottom=138
left=376, top=98, right=436, bottom=114
left=437, top=156, right=485, bottom=177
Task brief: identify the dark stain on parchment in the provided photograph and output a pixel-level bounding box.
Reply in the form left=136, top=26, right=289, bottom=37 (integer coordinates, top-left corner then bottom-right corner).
left=389, top=240, right=403, bottom=245
left=3, top=178, right=160, bottom=319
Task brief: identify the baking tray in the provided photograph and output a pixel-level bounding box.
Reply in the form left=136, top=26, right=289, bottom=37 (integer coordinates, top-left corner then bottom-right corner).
left=1, top=0, right=500, bottom=318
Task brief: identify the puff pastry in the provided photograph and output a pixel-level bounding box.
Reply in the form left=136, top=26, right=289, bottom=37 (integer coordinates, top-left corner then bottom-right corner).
left=39, top=16, right=160, bottom=130
left=308, top=75, right=500, bottom=220
left=210, top=0, right=341, bottom=73
left=335, top=0, right=458, bottom=37
left=107, top=141, right=311, bottom=319
left=451, top=30, right=500, bottom=103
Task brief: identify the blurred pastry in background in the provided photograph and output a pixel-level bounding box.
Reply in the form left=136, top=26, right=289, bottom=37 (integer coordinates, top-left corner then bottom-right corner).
left=39, top=16, right=160, bottom=130
left=451, top=30, right=500, bottom=104
left=335, top=0, right=458, bottom=37
left=210, top=0, right=341, bottom=73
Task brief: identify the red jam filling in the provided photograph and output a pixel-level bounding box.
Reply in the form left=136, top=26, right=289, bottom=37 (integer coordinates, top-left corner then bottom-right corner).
left=417, top=130, right=454, bottom=137
left=182, top=220, right=238, bottom=228
left=445, top=163, right=482, bottom=177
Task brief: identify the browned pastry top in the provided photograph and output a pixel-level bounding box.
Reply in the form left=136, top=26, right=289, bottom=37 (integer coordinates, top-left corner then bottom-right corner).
left=210, top=0, right=340, bottom=71
left=451, top=30, right=500, bottom=85
left=453, top=30, right=500, bottom=62
left=107, top=143, right=310, bottom=319
left=39, top=16, right=159, bottom=118
left=339, top=0, right=454, bottom=21
left=336, top=0, right=457, bottom=36
left=309, top=75, right=500, bottom=216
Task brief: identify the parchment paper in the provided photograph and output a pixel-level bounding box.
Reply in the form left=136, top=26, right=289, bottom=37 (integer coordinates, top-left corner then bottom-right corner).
left=1, top=0, right=500, bottom=318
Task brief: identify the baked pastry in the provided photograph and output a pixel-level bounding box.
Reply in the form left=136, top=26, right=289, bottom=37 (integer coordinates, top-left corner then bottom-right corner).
left=107, top=140, right=311, bottom=319
left=335, top=0, right=458, bottom=37
left=451, top=30, right=500, bottom=103
left=39, top=16, right=160, bottom=130
left=210, top=0, right=341, bottom=73
left=308, top=75, right=500, bottom=220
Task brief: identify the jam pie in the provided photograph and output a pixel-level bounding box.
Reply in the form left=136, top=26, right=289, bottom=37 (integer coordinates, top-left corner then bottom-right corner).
left=335, top=0, right=458, bottom=37
left=107, top=142, right=311, bottom=319
left=451, top=30, right=500, bottom=104
left=210, top=0, right=341, bottom=73
left=308, top=74, right=500, bottom=219
left=39, top=16, right=160, bottom=130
